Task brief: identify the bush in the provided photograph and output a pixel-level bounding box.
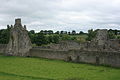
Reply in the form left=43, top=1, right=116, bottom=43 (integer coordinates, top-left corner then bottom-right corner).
left=108, top=31, right=116, bottom=39
left=86, top=29, right=97, bottom=41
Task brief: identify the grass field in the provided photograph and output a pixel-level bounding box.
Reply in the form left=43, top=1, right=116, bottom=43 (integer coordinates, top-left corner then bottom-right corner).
left=70, top=34, right=88, bottom=39
left=0, top=55, right=120, bottom=80
left=70, top=34, right=88, bottom=43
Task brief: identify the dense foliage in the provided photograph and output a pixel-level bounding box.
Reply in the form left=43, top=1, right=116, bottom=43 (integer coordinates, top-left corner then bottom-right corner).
left=0, top=28, right=120, bottom=46
left=86, top=29, right=120, bottom=41
left=28, top=31, right=77, bottom=46
left=86, top=29, right=97, bottom=41
left=0, top=28, right=10, bottom=44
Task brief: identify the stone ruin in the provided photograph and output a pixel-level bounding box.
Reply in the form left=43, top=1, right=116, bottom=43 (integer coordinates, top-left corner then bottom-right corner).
left=5, top=18, right=120, bottom=56
left=0, top=18, right=119, bottom=67
left=83, top=29, right=120, bottom=51
left=38, top=29, right=120, bottom=52
left=6, top=18, right=32, bottom=56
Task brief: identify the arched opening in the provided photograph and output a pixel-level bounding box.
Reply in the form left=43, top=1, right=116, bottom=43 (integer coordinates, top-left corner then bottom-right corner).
left=67, top=56, right=72, bottom=62
left=76, top=56, right=80, bottom=62
left=96, top=56, right=100, bottom=65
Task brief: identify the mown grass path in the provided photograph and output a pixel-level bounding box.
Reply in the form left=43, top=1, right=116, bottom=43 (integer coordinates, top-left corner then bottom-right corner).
left=0, top=55, right=120, bottom=80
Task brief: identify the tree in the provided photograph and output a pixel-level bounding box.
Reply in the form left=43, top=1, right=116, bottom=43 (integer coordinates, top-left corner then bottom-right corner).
left=52, top=35, right=60, bottom=43
left=61, top=34, right=71, bottom=40
left=86, top=29, right=97, bottom=41
left=40, top=30, right=44, bottom=34
left=60, top=31, right=64, bottom=34
left=34, top=33, right=47, bottom=46
left=28, top=30, right=35, bottom=44
left=55, top=31, right=60, bottom=34
left=44, top=30, right=48, bottom=35
left=60, top=31, right=67, bottom=34
left=47, top=35, right=54, bottom=43
left=48, top=30, right=53, bottom=35
left=108, top=29, right=118, bottom=35
left=114, top=29, right=118, bottom=35
left=29, top=30, right=35, bottom=34
left=68, top=32, right=71, bottom=35
left=108, top=31, right=116, bottom=39
left=0, top=28, right=10, bottom=44
left=72, top=30, right=76, bottom=35
left=71, top=36, right=77, bottom=40
left=79, top=31, right=84, bottom=35
left=117, top=36, right=120, bottom=39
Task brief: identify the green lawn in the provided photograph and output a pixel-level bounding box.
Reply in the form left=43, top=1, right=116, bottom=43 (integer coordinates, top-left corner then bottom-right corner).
left=70, top=34, right=88, bottom=39
left=0, top=55, right=120, bottom=80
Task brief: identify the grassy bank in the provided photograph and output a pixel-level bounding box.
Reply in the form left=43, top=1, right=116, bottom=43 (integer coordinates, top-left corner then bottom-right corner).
left=0, top=55, right=119, bottom=80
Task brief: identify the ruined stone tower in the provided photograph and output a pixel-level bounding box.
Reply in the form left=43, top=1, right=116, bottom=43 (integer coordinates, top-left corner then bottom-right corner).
left=6, top=18, right=32, bottom=56
left=95, top=29, right=108, bottom=46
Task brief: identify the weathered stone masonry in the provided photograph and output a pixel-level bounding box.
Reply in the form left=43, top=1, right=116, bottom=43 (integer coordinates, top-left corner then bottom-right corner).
left=6, top=18, right=32, bottom=56
left=29, top=49, right=120, bottom=67
left=0, top=19, right=120, bottom=68
left=29, top=29, right=120, bottom=67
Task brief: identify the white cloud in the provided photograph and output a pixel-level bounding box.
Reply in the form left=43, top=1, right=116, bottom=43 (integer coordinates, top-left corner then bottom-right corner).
left=0, top=0, right=120, bottom=32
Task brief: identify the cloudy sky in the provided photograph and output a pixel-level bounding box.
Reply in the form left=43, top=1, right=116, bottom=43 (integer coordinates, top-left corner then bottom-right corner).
left=0, top=0, right=120, bottom=32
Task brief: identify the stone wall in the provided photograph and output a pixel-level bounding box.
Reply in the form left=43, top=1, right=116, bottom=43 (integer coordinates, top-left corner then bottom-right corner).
left=69, top=50, right=120, bottom=67
left=36, top=30, right=120, bottom=52
left=30, top=48, right=68, bottom=60
left=22, top=29, right=120, bottom=68
left=47, top=40, right=81, bottom=51
left=30, top=48, right=120, bottom=67
left=0, top=44, right=7, bottom=53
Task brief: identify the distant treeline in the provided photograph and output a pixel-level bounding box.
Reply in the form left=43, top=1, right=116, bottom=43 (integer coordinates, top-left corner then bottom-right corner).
left=28, top=30, right=86, bottom=46
left=36, top=30, right=86, bottom=35
left=0, top=28, right=120, bottom=46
